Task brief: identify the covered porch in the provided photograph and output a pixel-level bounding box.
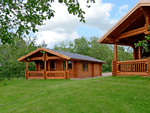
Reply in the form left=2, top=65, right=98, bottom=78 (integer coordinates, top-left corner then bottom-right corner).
left=112, top=44, right=150, bottom=77
left=25, top=58, right=70, bottom=79
left=98, top=1, right=150, bottom=77
left=18, top=48, right=71, bottom=79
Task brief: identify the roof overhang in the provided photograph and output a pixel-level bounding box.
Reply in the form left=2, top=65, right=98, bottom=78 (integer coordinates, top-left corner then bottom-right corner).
left=98, top=0, right=150, bottom=45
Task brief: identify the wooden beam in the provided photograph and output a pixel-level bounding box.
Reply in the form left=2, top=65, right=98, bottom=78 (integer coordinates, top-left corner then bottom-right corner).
left=46, top=56, right=62, bottom=60
left=47, top=77, right=65, bottom=79
left=117, top=27, right=147, bottom=40
left=114, top=44, right=117, bottom=61
left=106, top=37, right=119, bottom=43
left=22, top=59, right=30, bottom=62
left=29, top=57, right=43, bottom=61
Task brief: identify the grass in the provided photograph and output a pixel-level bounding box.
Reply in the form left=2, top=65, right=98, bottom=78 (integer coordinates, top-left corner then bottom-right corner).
left=0, top=76, right=150, bottom=113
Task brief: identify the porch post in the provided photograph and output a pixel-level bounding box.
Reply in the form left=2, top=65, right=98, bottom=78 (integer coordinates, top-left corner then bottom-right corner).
left=44, top=61, right=47, bottom=79
left=138, top=46, right=141, bottom=59
left=44, top=52, right=47, bottom=79
left=66, top=61, right=69, bottom=79
left=149, top=43, right=150, bottom=57
left=26, top=62, right=29, bottom=79
left=114, top=44, right=117, bottom=61
left=132, top=46, right=136, bottom=60
left=112, top=43, right=117, bottom=76
left=148, top=57, right=150, bottom=77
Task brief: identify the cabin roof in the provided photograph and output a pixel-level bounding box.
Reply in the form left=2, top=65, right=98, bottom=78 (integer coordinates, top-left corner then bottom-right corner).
left=17, top=48, right=106, bottom=63
left=97, top=0, right=150, bottom=45
left=46, top=48, right=105, bottom=63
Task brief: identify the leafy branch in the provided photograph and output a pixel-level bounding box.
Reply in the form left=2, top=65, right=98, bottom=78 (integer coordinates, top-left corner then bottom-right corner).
left=134, top=25, right=150, bottom=52
left=0, top=0, right=95, bottom=45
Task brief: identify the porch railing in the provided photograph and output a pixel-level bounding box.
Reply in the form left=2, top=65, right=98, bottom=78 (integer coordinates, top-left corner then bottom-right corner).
left=28, top=71, right=44, bottom=79
left=46, top=71, right=69, bottom=79
left=112, top=58, right=149, bottom=76
left=25, top=71, right=70, bottom=79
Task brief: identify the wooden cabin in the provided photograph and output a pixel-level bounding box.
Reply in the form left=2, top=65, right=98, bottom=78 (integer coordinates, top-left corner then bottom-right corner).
left=98, top=0, right=150, bottom=77
left=17, top=48, right=105, bottom=79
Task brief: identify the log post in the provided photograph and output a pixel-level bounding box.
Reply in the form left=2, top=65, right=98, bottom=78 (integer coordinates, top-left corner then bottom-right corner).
left=44, top=52, right=47, bottom=79
left=99, top=63, right=102, bottom=76
left=113, top=44, right=117, bottom=76
left=66, top=61, right=69, bottom=79
left=114, top=44, right=117, bottom=61
left=149, top=43, right=150, bottom=57
left=147, top=57, right=150, bottom=77
left=138, top=46, right=141, bottom=59
left=132, top=46, right=136, bottom=60
left=112, top=61, right=117, bottom=76
left=26, top=62, right=29, bottom=79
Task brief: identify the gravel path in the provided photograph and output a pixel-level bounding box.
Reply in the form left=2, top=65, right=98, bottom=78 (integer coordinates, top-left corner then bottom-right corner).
left=70, top=72, right=112, bottom=80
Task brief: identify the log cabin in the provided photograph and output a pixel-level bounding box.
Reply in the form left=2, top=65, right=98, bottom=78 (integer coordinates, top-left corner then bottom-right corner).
left=17, top=48, right=106, bottom=79
left=98, top=0, right=150, bottom=77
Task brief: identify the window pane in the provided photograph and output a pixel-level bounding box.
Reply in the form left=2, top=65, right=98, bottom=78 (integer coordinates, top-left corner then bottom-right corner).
left=83, top=63, right=88, bottom=71
left=63, top=61, right=66, bottom=70
left=50, top=61, right=55, bottom=69
left=68, top=61, right=72, bottom=69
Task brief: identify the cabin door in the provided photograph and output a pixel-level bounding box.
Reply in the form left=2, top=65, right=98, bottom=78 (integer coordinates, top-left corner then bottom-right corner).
left=50, top=61, right=55, bottom=77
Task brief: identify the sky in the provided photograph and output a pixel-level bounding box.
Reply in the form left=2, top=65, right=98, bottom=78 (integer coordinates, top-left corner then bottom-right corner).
left=33, top=0, right=140, bottom=48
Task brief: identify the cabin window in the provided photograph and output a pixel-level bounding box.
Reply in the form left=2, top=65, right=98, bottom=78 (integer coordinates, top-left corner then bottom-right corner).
left=63, top=61, right=66, bottom=70
left=40, top=61, right=44, bottom=70
left=68, top=61, right=72, bottom=69
left=83, top=63, right=88, bottom=71
left=50, top=61, right=55, bottom=69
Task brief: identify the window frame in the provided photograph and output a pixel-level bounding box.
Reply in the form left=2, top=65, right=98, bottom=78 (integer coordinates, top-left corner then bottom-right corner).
left=50, top=61, right=55, bottom=70
left=63, top=61, right=66, bottom=70
left=68, top=61, right=73, bottom=70
left=82, top=62, right=88, bottom=71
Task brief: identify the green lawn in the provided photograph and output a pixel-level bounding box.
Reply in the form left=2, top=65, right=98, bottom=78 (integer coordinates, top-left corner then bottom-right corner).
left=0, top=76, right=150, bottom=113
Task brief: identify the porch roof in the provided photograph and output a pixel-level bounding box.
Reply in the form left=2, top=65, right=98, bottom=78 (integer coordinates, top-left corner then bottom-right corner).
left=97, top=0, right=150, bottom=46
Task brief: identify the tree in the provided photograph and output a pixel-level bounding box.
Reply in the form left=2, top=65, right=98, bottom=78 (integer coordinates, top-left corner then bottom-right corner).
left=0, top=0, right=95, bottom=45
left=0, top=37, right=47, bottom=79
